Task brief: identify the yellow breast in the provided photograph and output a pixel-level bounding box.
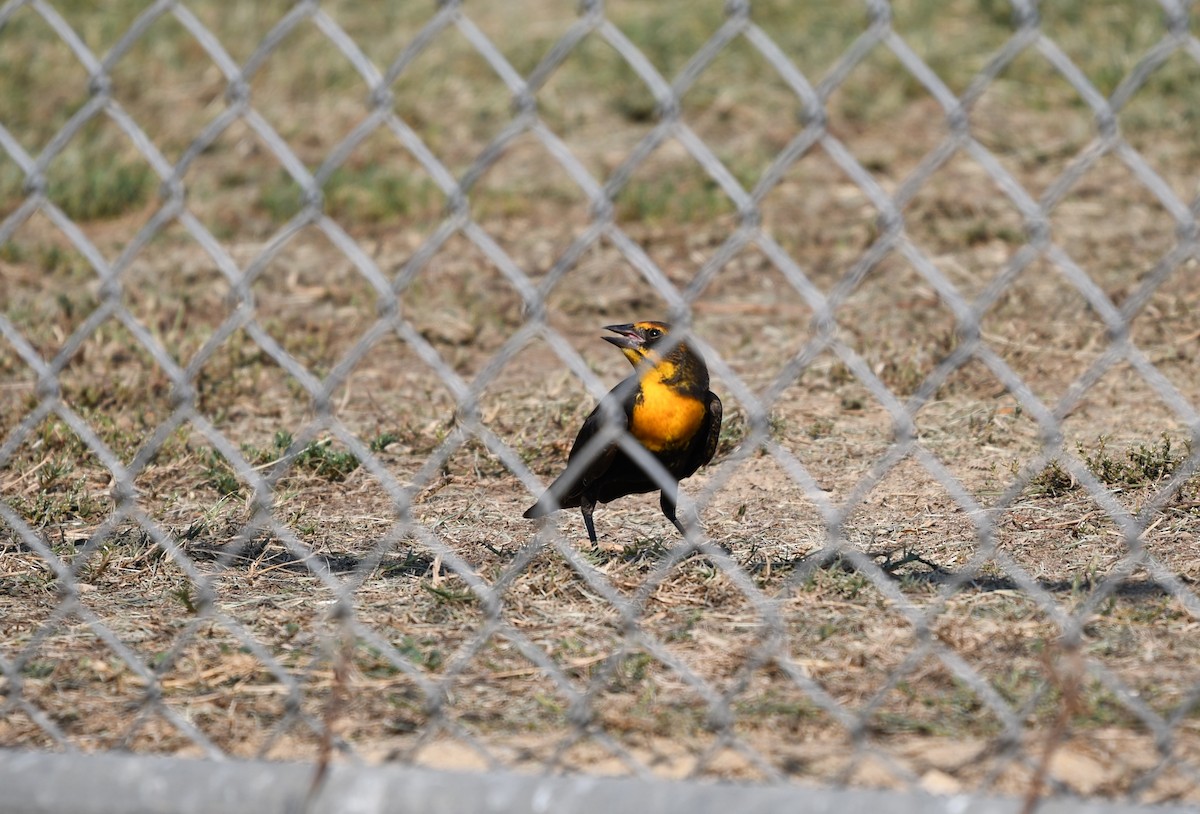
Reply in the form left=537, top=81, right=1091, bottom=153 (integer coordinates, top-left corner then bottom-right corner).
left=629, top=370, right=707, bottom=453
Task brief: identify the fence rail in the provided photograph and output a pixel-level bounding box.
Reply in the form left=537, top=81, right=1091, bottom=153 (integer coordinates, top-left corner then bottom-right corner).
left=5, top=749, right=1200, bottom=814
left=1, top=0, right=1199, bottom=811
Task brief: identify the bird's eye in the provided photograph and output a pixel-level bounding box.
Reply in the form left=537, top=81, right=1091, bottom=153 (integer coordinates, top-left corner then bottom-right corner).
left=646, top=328, right=662, bottom=340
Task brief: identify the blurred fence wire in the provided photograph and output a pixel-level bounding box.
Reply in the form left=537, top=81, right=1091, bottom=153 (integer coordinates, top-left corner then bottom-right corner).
left=1, top=0, right=1199, bottom=811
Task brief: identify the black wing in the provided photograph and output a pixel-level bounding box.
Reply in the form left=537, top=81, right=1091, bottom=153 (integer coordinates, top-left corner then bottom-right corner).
left=679, top=390, right=722, bottom=480
left=523, top=383, right=633, bottom=517
left=700, top=391, right=722, bottom=467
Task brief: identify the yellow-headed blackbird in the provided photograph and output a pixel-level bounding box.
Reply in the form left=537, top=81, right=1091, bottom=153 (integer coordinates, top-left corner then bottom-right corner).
left=524, top=321, right=722, bottom=542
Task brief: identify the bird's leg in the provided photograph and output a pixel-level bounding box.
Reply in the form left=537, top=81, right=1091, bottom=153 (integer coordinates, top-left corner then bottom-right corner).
left=659, top=483, right=687, bottom=538
left=580, top=495, right=598, bottom=543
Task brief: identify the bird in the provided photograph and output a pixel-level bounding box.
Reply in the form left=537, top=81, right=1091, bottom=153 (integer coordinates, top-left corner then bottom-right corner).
left=524, top=321, right=723, bottom=543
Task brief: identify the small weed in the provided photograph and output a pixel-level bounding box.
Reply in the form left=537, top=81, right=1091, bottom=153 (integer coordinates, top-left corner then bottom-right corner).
left=618, top=536, right=669, bottom=564
left=1124, top=433, right=1187, bottom=483
left=877, top=358, right=924, bottom=395
left=391, top=637, right=444, bottom=672
left=170, top=584, right=196, bottom=613
left=833, top=570, right=871, bottom=599
left=1081, top=436, right=1126, bottom=485
left=827, top=363, right=853, bottom=386
left=665, top=609, right=704, bottom=644
left=1029, top=459, right=1076, bottom=497
left=36, top=456, right=73, bottom=491
left=1081, top=433, right=1186, bottom=487
left=203, top=449, right=242, bottom=498
left=294, top=439, right=359, bottom=481
left=532, top=692, right=566, bottom=717
left=618, top=652, right=654, bottom=686
left=272, top=431, right=360, bottom=482
left=370, top=432, right=402, bottom=453
left=23, top=660, right=56, bottom=679
left=803, top=563, right=873, bottom=600
left=770, top=413, right=790, bottom=441
left=422, top=582, right=475, bottom=605
left=966, top=408, right=997, bottom=441
left=82, top=544, right=118, bottom=582
left=13, top=486, right=107, bottom=528
left=992, top=665, right=1045, bottom=708
left=553, top=636, right=588, bottom=658
left=806, top=417, right=835, bottom=438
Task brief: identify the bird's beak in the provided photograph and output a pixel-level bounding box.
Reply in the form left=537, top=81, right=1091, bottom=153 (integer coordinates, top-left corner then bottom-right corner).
left=602, top=324, right=643, bottom=351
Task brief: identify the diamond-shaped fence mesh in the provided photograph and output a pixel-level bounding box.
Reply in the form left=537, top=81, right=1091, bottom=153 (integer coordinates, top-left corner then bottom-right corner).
left=1, top=0, right=1199, bottom=810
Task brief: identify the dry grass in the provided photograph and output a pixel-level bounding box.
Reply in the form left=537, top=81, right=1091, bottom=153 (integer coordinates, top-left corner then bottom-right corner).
left=2, top=0, right=1200, bottom=806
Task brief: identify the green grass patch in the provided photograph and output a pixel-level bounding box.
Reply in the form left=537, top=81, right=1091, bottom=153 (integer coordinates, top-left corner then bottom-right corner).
left=359, top=637, right=444, bottom=676
left=203, top=430, right=369, bottom=497
left=615, top=168, right=735, bottom=224
left=12, top=484, right=108, bottom=528
left=258, top=166, right=444, bottom=226
left=46, top=146, right=155, bottom=221
left=25, top=105, right=159, bottom=221
left=291, top=435, right=359, bottom=481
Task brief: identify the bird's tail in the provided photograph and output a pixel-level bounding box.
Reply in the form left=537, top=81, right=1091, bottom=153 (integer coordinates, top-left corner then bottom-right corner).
left=523, top=476, right=582, bottom=518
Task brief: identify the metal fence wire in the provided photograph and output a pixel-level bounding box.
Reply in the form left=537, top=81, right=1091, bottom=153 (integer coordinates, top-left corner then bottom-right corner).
left=1, top=0, right=1199, bottom=811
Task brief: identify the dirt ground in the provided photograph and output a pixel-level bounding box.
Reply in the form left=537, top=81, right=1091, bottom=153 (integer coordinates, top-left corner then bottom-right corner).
left=2, top=0, right=1199, bottom=807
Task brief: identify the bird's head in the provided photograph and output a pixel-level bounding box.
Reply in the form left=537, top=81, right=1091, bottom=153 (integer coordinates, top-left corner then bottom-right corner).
left=603, top=321, right=678, bottom=368
left=603, top=320, right=709, bottom=395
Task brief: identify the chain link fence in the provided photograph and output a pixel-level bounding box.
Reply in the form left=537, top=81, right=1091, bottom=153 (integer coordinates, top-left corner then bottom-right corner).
left=1, top=0, right=1199, bottom=811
